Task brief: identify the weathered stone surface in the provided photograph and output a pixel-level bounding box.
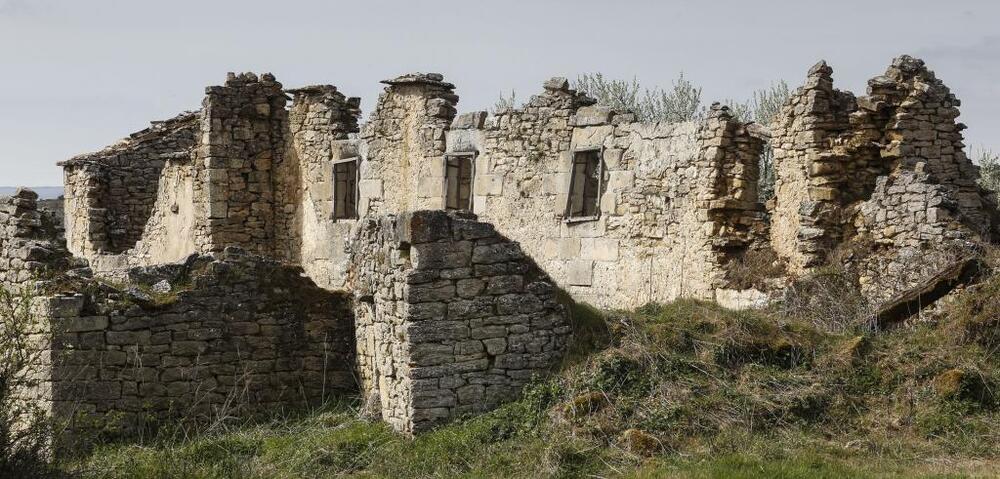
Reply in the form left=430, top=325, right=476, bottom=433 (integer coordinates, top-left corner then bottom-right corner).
left=349, top=211, right=569, bottom=434
left=769, top=56, right=993, bottom=302
left=4, top=57, right=991, bottom=440
left=0, top=190, right=73, bottom=291
left=53, top=70, right=768, bottom=310
left=12, top=253, right=355, bottom=440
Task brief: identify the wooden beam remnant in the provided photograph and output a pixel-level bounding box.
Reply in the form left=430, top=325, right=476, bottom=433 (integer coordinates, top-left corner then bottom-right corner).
left=873, top=257, right=987, bottom=329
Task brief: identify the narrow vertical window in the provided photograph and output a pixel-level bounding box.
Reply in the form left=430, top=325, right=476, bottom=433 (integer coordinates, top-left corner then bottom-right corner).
left=333, top=158, right=358, bottom=220
left=445, top=153, right=474, bottom=212
left=565, top=149, right=603, bottom=219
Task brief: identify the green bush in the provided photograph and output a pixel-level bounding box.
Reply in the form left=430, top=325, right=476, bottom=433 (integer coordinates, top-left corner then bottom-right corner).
left=0, top=286, right=58, bottom=478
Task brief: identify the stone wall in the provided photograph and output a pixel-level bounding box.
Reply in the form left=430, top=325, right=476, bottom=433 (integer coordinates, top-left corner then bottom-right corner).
left=195, top=73, right=291, bottom=257
left=25, top=248, right=356, bottom=439
left=359, top=76, right=765, bottom=309
left=770, top=56, right=993, bottom=301
left=61, top=112, right=199, bottom=260
left=17, top=56, right=999, bottom=438
left=57, top=72, right=766, bottom=309
left=58, top=74, right=366, bottom=287
left=361, top=74, right=458, bottom=215
left=58, top=60, right=993, bottom=309
left=0, top=188, right=72, bottom=291
left=349, top=211, right=570, bottom=433
left=284, top=85, right=361, bottom=289
left=466, top=85, right=765, bottom=309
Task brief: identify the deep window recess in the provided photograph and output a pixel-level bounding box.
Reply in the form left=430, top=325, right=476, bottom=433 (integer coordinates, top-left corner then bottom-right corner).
left=565, top=149, right=603, bottom=219
left=445, top=154, right=474, bottom=211
left=333, top=158, right=359, bottom=220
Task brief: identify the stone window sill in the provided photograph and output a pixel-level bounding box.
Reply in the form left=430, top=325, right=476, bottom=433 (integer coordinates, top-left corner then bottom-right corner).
left=564, top=215, right=600, bottom=224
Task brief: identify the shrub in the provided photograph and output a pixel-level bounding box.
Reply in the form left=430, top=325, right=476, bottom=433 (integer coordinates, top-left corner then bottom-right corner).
left=0, top=286, right=58, bottom=477
left=778, top=266, right=873, bottom=333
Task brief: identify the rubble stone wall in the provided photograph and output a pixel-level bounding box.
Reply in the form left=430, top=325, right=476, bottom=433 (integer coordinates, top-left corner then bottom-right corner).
left=61, top=112, right=199, bottom=260
left=0, top=188, right=71, bottom=291
left=25, top=250, right=356, bottom=438
left=362, top=76, right=765, bottom=309
left=57, top=72, right=765, bottom=310
left=21, top=56, right=1000, bottom=437
left=58, top=60, right=994, bottom=308
left=58, top=74, right=367, bottom=286
left=462, top=84, right=764, bottom=309
left=349, top=211, right=570, bottom=433
left=195, top=73, right=291, bottom=258
left=360, top=74, right=458, bottom=215
left=284, top=85, right=361, bottom=289
left=770, top=56, right=993, bottom=301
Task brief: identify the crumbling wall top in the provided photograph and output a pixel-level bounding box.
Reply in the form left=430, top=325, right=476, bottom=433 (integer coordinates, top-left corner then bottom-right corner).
left=381, top=72, right=455, bottom=89
left=0, top=188, right=74, bottom=290
left=59, top=111, right=200, bottom=168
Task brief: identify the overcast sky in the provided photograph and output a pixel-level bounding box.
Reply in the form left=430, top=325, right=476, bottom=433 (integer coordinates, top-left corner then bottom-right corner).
left=1, top=0, right=998, bottom=186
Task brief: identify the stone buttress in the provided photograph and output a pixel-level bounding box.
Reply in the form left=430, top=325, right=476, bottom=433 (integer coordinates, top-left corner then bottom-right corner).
left=349, top=211, right=570, bottom=433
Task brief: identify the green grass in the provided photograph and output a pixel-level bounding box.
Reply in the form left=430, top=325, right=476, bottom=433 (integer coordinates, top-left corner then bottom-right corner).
left=67, top=290, right=1000, bottom=478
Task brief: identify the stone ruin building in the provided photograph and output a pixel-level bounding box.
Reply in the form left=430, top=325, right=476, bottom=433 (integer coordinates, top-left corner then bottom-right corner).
left=1, top=55, right=995, bottom=440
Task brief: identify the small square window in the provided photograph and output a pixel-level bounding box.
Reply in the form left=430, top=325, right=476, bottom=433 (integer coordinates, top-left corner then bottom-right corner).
left=565, top=149, right=603, bottom=219
left=333, top=158, right=358, bottom=220
left=445, top=154, right=474, bottom=212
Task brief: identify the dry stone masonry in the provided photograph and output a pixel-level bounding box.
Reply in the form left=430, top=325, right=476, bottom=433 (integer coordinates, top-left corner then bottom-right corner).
left=24, top=248, right=355, bottom=444
left=770, top=56, right=994, bottom=301
left=350, top=211, right=569, bottom=432
left=0, top=188, right=73, bottom=291
left=369, top=75, right=766, bottom=309
left=285, top=84, right=362, bottom=288
left=62, top=111, right=199, bottom=263
left=3, top=55, right=996, bottom=437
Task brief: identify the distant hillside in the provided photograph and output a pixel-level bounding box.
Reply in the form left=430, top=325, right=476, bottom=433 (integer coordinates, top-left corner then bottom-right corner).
left=0, top=186, right=63, bottom=199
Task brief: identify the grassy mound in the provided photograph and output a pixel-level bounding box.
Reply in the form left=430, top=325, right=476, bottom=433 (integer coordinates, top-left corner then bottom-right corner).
left=67, top=295, right=1000, bottom=478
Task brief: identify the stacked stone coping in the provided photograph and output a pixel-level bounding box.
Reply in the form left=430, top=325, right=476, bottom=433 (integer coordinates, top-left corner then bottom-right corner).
left=0, top=188, right=72, bottom=291
left=349, top=210, right=571, bottom=433
left=769, top=55, right=993, bottom=301
left=25, top=247, right=356, bottom=442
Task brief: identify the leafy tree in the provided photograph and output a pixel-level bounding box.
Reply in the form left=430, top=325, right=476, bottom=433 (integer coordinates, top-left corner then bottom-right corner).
left=975, top=147, right=1000, bottom=194
left=573, top=72, right=705, bottom=123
